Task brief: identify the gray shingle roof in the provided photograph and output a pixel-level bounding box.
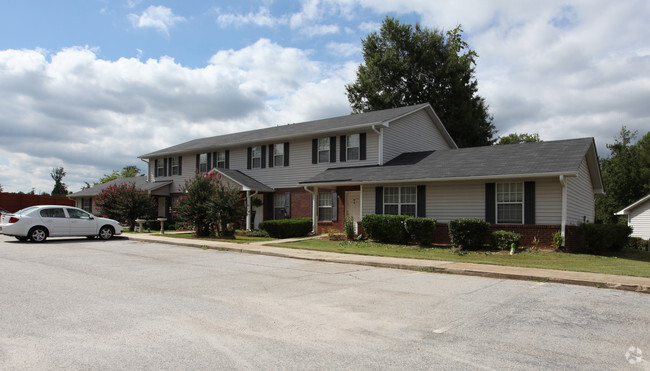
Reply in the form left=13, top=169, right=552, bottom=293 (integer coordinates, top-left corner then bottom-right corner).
left=215, top=168, right=274, bottom=192
left=140, top=103, right=438, bottom=158
left=301, top=138, right=601, bottom=188
left=69, top=176, right=172, bottom=197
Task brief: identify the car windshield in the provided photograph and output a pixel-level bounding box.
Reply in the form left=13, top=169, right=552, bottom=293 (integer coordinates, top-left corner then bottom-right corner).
left=15, top=206, right=38, bottom=215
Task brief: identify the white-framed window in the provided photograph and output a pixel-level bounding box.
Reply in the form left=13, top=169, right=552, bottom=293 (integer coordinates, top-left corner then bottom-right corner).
left=346, top=134, right=359, bottom=161
left=199, top=153, right=208, bottom=173
left=156, top=159, right=165, bottom=177
left=497, top=183, right=523, bottom=223
left=82, top=198, right=92, bottom=213
left=274, top=144, right=284, bottom=167
left=252, top=146, right=261, bottom=168
left=384, top=186, right=416, bottom=216
left=216, top=151, right=226, bottom=169
left=274, top=193, right=288, bottom=219
left=318, top=138, right=330, bottom=163
left=171, top=157, right=180, bottom=175
left=318, top=192, right=333, bottom=221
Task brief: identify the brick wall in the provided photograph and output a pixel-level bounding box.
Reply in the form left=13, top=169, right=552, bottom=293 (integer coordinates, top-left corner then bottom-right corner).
left=0, top=192, right=75, bottom=213
left=433, top=222, right=577, bottom=248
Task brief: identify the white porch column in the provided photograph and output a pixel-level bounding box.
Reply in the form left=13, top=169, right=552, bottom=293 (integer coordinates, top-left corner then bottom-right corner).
left=312, top=186, right=319, bottom=233
left=560, top=175, right=568, bottom=247
left=245, top=190, right=251, bottom=231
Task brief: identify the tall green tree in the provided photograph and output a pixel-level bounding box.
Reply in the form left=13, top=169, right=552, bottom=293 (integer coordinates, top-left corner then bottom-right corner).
left=596, top=127, right=650, bottom=223
left=98, top=165, right=142, bottom=184
left=51, top=167, right=68, bottom=196
left=346, top=18, right=496, bottom=147
left=496, top=133, right=542, bottom=145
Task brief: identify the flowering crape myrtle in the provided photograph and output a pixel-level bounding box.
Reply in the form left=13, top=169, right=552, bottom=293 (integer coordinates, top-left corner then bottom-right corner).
left=95, top=182, right=156, bottom=231
left=174, top=171, right=246, bottom=237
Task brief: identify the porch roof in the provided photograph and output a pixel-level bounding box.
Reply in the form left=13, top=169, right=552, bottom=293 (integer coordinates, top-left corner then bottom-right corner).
left=69, top=177, right=173, bottom=198
left=213, top=168, right=274, bottom=192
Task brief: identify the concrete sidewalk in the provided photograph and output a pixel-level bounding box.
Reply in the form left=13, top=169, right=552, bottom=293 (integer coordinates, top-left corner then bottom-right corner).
left=123, top=233, right=650, bottom=294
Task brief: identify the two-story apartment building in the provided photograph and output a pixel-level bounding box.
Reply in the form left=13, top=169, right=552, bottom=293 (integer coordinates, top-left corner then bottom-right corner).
left=71, top=103, right=603, bottom=246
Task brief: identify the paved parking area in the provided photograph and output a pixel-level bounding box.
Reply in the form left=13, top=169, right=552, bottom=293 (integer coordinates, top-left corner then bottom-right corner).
left=1, top=236, right=649, bottom=369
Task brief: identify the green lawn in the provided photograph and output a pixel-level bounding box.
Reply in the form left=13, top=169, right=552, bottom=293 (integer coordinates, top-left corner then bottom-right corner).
left=269, top=239, right=650, bottom=278
left=152, top=232, right=276, bottom=244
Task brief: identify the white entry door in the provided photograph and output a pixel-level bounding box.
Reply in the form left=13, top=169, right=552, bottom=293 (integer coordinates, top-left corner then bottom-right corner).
left=345, top=191, right=361, bottom=233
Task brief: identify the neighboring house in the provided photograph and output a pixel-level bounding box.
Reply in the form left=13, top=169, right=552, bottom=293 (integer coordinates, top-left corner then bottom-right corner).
left=69, top=176, right=172, bottom=216
left=616, top=194, right=650, bottom=240
left=75, top=103, right=604, bottom=246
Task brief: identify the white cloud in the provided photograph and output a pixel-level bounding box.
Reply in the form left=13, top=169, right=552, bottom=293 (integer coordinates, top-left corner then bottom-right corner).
left=326, top=42, right=360, bottom=58
left=216, top=7, right=286, bottom=28
left=128, top=5, right=185, bottom=34
left=358, top=21, right=380, bottom=33
left=0, top=42, right=352, bottom=193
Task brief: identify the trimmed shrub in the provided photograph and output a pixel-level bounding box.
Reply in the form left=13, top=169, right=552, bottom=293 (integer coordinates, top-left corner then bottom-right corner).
left=573, top=223, right=632, bottom=255
left=448, top=218, right=489, bottom=250
left=361, top=214, right=411, bottom=244
left=491, top=230, right=521, bottom=251
left=627, top=237, right=649, bottom=251
left=405, top=217, right=436, bottom=245
left=259, top=218, right=312, bottom=239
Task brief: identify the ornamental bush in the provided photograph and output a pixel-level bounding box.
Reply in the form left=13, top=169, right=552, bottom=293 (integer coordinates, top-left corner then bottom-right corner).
left=361, top=214, right=411, bottom=244
left=491, top=230, right=521, bottom=251
left=627, top=237, right=649, bottom=251
left=259, top=217, right=312, bottom=238
left=404, top=217, right=436, bottom=245
left=95, top=182, right=156, bottom=231
left=448, top=218, right=489, bottom=250
left=573, top=223, right=632, bottom=255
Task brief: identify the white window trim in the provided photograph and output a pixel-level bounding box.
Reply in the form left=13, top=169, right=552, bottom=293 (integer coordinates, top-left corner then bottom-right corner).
left=274, top=143, right=284, bottom=167
left=383, top=186, right=417, bottom=216
left=216, top=151, right=226, bottom=169
left=318, top=192, right=333, bottom=221
left=346, top=134, right=360, bottom=161
left=496, top=182, right=524, bottom=224
left=171, top=157, right=179, bottom=175
left=199, top=153, right=208, bottom=173
left=156, top=160, right=165, bottom=177
left=251, top=146, right=262, bottom=169
left=318, top=138, right=330, bottom=164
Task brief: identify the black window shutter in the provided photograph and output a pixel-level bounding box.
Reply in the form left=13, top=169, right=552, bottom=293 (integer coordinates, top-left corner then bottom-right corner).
left=312, top=139, right=317, bottom=164
left=195, top=154, right=200, bottom=172
left=331, top=191, right=338, bottom=221
left=164, top=158, right=168, bottom=177
left=268, top=144, right=274, bottom=168
left=212, top=152, right=217, bottom=169
left=247, top=147, right=252, bottom=169
left=417, top=185, right=426, bottom=217
left=284, top=142, right=289, bottom=166
left=524, top=181, right=536, bottom=224
left=178, top=156, right=182, bottom=175
left=168, top=157, right=172, bottom=176
left=330, top=136, right=336, bottom=163
left=154, top=159, right=158, bottom=176
left=340, top=135, right=346, bottom=162
left=225, top=150, right=229, bottom=169
left=360, top=133, right=367, bottom=161
left=267, top=193, right=274, bottom=220
left=284, top=192, right=291, bottom=216
left=375, top=186, right=384, bottom=214
left=485, top=183, right=496, bottom=224
left=261, top=145, right=266, bottom=169
left=207, top=152, right=212, bottom=171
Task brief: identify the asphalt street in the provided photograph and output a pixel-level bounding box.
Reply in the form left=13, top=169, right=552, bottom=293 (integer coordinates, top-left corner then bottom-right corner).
left=1, top=235, right=649, bottom=370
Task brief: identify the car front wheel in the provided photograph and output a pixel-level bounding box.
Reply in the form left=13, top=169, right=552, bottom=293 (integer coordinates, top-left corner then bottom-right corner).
left=29, top=227, right=48, bottom=243
left=99, top=226, right=114, bottom=240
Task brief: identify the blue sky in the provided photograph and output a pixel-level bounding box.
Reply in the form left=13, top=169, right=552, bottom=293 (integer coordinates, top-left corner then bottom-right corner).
left=0, top=0, right=649, bottom=194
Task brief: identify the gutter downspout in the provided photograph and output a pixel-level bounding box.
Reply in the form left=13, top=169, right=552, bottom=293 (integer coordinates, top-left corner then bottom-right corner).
left=304, top=186, right=318, bottom=233
left=371, top=125, right=383, bottom=165
left=246, top=190, right=259, bottom=231
left=140, top=158, right=150, bottom=182
left=560, top=175, right=568, bottom=247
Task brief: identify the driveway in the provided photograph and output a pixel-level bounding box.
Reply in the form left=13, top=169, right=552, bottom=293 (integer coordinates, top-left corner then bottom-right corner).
left=1, top=235, right=649, bottom=369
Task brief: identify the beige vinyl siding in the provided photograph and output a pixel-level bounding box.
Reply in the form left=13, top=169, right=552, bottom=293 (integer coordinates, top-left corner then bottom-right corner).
left=628, top=199, right=650, bottom=239
left=151, top=130, right=380, bottom=191
left=361, top=177, right=564, bottom=224
left=382, top=109, right=452, bottom=163
left=567, top=159, right=596, bottom=224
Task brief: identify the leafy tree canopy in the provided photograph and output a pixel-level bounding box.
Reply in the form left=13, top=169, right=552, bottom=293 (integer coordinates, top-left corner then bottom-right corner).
left=496, top=133, right=542, bottom=145
left=98, top=165, right=142, bottom=185
left=346, top=17, right=496, bottom=147
left=51, top=167, right=68, bottom=196
left=596, top=127, right=650, bottom=223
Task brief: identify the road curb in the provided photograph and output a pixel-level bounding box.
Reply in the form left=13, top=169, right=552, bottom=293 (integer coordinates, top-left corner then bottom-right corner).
left=124, top=235, right=650, bottom=294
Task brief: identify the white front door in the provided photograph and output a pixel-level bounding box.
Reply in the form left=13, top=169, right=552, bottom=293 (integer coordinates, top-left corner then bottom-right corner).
left=345, top=191, right=361, bottom=233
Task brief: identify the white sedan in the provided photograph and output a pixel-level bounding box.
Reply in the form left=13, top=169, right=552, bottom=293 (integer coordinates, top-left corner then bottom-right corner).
left=0, top=205, right=123, bottom=242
